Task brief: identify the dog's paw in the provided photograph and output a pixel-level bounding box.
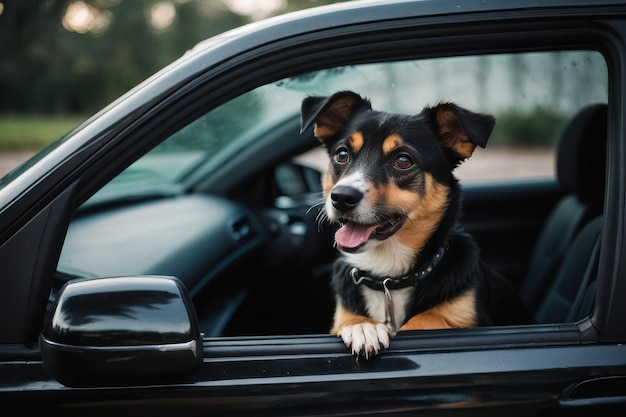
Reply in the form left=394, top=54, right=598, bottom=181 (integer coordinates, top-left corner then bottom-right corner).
left=339, top=322, right=390, bottom=359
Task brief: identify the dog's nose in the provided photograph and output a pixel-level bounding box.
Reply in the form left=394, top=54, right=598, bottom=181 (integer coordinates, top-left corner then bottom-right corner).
left=331, top=185, right=363, bottom=212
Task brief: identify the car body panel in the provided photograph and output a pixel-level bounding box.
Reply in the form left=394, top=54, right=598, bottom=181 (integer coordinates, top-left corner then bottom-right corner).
left=3, top=335, right=626, bottom=415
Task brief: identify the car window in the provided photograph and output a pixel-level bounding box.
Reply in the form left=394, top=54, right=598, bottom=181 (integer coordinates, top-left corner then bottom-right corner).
left=62, top=49, right=608, bottom=337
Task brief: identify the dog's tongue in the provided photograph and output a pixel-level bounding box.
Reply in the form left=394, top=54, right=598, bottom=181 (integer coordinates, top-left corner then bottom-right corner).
left=335, top=221, right=377, bottom=249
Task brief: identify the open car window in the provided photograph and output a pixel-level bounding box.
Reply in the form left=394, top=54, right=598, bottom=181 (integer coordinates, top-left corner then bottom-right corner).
left=59, top=49, right=608, bottom=339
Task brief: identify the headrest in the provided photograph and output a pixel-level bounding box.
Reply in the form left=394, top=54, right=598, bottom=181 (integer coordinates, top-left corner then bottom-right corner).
left=556, top=103, right=607, bottom=210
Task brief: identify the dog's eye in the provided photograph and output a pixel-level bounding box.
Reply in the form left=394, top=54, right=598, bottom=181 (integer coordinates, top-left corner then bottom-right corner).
left=335, top=148, right=350, bottom=164
left=394, top=154, right=414, bottom=170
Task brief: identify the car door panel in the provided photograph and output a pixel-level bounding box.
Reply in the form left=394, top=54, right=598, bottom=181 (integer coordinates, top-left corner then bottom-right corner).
left=3, top=331, right=626, bottom=416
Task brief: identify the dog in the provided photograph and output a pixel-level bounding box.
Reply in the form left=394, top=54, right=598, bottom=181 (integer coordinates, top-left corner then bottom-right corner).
left=300, top=90, right=534, bottom=358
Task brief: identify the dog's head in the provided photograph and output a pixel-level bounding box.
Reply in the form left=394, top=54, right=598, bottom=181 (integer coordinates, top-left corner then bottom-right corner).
left=301, top=90, right=495, bottom=254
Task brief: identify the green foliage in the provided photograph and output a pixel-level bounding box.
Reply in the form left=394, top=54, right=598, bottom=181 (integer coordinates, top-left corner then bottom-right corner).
left=0, top=116, right=85, bottom=151
left=0, top=0, right=345, bottom=115
left=492, top=106, right=569, bottom=146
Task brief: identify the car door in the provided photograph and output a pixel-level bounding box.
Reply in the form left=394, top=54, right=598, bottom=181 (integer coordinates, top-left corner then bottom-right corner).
left=1, top=1, right=625, bottom=416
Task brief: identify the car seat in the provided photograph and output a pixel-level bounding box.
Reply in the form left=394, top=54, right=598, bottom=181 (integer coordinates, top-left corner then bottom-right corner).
left=534, top=215, right=602, bottom=323
left=519, top=103, right=607, bottom=315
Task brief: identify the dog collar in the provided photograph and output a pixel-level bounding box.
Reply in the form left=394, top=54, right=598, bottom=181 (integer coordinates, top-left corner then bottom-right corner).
left=349, top=245, right=446, bottom=291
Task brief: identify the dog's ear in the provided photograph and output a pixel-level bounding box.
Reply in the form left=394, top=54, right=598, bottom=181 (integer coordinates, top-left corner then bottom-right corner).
left=300, top=91, right=371, bottom=144
left=429, top=103, right=496, bottom=160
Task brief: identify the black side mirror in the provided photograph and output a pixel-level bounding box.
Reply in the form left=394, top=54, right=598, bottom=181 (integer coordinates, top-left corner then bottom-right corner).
left=39, top=275, right=202, bottom=387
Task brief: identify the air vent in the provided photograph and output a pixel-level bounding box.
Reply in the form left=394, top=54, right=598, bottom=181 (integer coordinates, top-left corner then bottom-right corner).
left=229, top=216, right=254, bottom=244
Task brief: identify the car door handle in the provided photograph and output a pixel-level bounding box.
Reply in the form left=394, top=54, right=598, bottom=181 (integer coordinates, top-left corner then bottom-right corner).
left=559, top=376, right=626, bottom=408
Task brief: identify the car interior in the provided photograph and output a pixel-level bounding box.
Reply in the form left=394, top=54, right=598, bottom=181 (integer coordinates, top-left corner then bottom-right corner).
left=520, top=103, right=607, bottom=323
left=52, top=50, right=608, bottom=339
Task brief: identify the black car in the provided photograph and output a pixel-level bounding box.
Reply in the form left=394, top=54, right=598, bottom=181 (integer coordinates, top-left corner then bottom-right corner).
left=1, top=0, right=625, bottom=415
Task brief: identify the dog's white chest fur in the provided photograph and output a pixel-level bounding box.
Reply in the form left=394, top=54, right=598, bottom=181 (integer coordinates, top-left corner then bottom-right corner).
left=344, top=237, right=417, bottom=327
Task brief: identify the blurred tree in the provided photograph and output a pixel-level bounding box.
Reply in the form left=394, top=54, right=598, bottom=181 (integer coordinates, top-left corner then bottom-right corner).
left=0, top=0, right=68, bottom=112
left=0, top=0, right=347, bottom=115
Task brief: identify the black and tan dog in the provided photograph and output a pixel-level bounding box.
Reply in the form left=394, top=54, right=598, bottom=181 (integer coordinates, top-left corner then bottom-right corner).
left=300, top=90, right=533, bottom=358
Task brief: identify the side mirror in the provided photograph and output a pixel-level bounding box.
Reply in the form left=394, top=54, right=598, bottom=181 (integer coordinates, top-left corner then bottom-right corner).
left=39, top=275, right=202, bottom=387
